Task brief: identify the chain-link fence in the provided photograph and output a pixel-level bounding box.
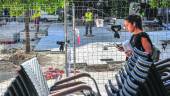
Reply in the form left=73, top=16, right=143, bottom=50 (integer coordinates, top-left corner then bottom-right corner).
left=0, top=3, right=67, bottom=95
left=66, top=0, right=170, bottom=95
left=0, top=0, right=170, bottom=95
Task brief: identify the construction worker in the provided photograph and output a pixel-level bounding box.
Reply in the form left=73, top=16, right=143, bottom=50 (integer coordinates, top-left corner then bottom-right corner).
left=57, top=41, right=65, bottom=52
left=84, top=8, right=93, bottom=36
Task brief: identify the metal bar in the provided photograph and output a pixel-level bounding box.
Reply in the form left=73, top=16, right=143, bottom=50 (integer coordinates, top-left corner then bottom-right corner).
left=72, top=3, right=76, bottom=75
left=64, top=0, right=69, bottom=77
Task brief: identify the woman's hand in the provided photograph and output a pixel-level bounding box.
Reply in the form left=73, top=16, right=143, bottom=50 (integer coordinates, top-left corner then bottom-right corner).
left=125, top=50, right=132, bottom=57
left=116, top=46, right=124, bottom=52
left=115, top=44, right=132, bottom=57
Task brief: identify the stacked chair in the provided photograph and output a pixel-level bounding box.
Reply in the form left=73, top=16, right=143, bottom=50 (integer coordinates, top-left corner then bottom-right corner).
left=3, top=57, right=101, bottom=96
left=155, top=58, right=170, bottom=94
left=105, top=47, right=170, bottom=96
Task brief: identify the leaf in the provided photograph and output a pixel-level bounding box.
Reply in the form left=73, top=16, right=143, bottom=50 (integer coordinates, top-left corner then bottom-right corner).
left=0, top=0, right=65, bottom=16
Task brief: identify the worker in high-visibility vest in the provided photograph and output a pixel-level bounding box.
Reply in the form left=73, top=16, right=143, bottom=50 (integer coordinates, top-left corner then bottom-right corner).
left=84, top=8, right=93, bottom=36
left=32, top=10, right=40, bottom=32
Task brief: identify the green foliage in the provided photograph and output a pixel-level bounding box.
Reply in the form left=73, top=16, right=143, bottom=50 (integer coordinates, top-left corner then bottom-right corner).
left=149, top=0, right=170, bottom=8
left=111, top=0, right=129, bottom=18
left=159, top=0, right=170, bottom=8
left=0, top=0, right=65, bottom=17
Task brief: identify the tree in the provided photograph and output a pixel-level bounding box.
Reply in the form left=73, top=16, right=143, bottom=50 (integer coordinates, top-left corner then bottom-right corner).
left=110, top=0, right=129, bottom=18
left=149, top=0, right=170, bottom=8
left=0, top=0, right=64, bottom=53
left=149, top=0, right=170, bottom=23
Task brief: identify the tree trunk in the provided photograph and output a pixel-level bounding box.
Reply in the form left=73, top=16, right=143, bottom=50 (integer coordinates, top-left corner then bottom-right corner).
left=35, top=16, right=40, bottom=38
left=25, top=10, right=31, bottom=53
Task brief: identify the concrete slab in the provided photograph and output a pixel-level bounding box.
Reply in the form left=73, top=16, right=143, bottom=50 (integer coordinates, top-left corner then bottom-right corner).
left=34, top=23, right=65, bottom=51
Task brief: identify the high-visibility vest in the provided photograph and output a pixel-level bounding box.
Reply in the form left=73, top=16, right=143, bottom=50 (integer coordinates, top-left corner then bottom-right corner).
left=32, top=11, right=40, bottom=19
left=85, top=12, right=93, bottom=22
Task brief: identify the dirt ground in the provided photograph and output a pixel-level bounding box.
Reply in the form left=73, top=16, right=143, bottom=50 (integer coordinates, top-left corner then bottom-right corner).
left=0, top=52, right=65, bottom=72
left=0, top=51, right=123, bottom=72
left=0, top=51, right=65, bottom=82
left=0, top=50, right=123, bottom=84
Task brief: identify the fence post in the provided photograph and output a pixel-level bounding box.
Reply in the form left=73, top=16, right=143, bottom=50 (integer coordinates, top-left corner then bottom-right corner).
left=72, top=3, right=76, bottom=75
left=64, top=0, right=69, bottom=77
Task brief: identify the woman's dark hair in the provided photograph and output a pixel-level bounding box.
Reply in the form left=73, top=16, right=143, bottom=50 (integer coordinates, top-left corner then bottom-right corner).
left=125, top=15, right=143, bottom=30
